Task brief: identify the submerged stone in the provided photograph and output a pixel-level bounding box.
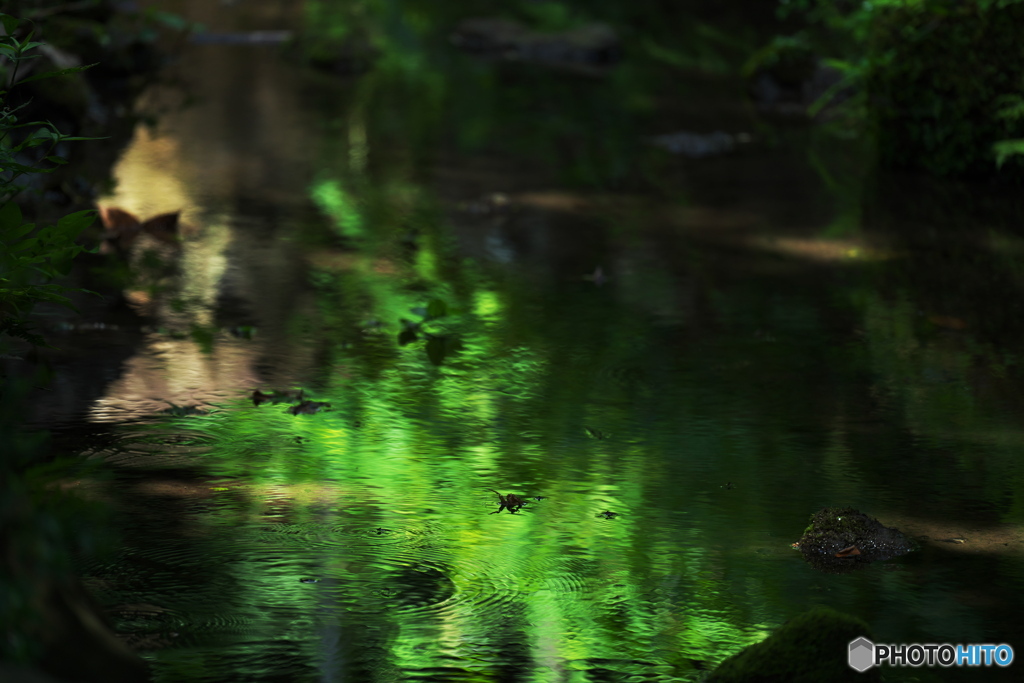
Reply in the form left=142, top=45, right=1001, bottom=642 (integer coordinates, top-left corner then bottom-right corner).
left=707, top=607, right=879, bottom=682
left=450, top=18, right=620, bottom=74
left=795, top=507, right=917, bottom=574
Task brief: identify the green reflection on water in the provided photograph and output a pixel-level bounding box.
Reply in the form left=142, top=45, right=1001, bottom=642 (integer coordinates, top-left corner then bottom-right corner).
left=122, top=243, right=771, bottom=679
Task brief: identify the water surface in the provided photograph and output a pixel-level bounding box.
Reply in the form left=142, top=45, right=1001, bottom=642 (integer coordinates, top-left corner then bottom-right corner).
left=38, top=1, right=1024, bottom=681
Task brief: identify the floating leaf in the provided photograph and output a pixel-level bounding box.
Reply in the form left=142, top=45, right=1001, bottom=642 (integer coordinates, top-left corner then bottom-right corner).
left=288, top=400, right=331, bottom=415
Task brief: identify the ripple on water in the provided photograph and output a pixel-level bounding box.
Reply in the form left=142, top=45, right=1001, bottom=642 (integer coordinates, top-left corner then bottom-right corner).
left=83, top=430, right=215, bottom=468
left=252, top=522, right=352, bottom=551
left=248, top=521, right=539, bottom=620
left=362, top=558, right=457, bottom=614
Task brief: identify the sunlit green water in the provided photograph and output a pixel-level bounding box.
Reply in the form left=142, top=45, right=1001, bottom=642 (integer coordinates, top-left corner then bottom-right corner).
left=32, top=0, right=1024, bottom=681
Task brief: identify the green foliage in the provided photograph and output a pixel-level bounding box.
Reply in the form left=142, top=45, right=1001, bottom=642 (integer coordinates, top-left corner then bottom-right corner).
left=867, top=0, right=1024, bottom=176
left=993, top=139, right=1024, bottom=169
left=0, top=203, right=95, bottom=343
left=777, top=0, right=1024, bottom=177
left=397, top=297, right=464, bottom=365
left=742, top=33, right=814, bottom=81
left=0, top=15, right=99, bottom=197
left=0, top=12, right=100, bottom=350
left=993, top=95, right=1024, bottom=167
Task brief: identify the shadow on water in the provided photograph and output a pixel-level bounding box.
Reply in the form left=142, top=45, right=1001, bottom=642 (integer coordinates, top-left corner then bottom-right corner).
left=8, top=0, right=1024, bottom=681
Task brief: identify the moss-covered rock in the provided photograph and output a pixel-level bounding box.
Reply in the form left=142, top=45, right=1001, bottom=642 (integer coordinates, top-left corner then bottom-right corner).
left=795, top=507, right=917, bottom=574
left=707, top=607, right=880, bottom=683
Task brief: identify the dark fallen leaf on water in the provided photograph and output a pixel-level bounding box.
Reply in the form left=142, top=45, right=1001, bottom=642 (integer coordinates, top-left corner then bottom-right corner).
left=835, top=545, right=861, bottom=558
left=252, top=389, right=304, bottom=406
left=597, top=511, right=619, bottom=519
left=159, top=402, right=209, bottom=417
left=288, top=400, right=331, bottom=415
left=489, top=489, right=527, bottom=514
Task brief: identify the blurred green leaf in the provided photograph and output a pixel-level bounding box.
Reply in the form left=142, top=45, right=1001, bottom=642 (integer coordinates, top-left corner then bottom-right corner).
left=993, top=139, right=1024, bottom=168
left=56, top=210, right=96, bottom=234
left=0, top=13, right=21, bottom=36
left=15, top=63, right=98, bottom=86
left=994, top=95, right=1024, bottom=121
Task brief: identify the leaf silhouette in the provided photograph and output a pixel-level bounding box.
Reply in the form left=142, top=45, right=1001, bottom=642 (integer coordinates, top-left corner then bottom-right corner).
left=426, top=336, right=446, bottom=365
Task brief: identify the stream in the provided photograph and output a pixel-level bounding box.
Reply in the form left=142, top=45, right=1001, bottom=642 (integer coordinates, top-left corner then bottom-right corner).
left=16, top=0, right=1024, bottom=681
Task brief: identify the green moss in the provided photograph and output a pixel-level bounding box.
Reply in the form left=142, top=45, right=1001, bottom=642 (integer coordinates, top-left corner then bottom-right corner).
left=708, top=607, right=879, bottom=683
left=801, top=507, right=870, bottom=544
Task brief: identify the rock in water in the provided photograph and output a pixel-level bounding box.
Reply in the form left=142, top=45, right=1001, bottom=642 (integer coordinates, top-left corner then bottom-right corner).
left=450, top=18, right=620, bottom=74
left=707, top=607, right=880, bottom=682
left=795, top=507, right=917, bottom=574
